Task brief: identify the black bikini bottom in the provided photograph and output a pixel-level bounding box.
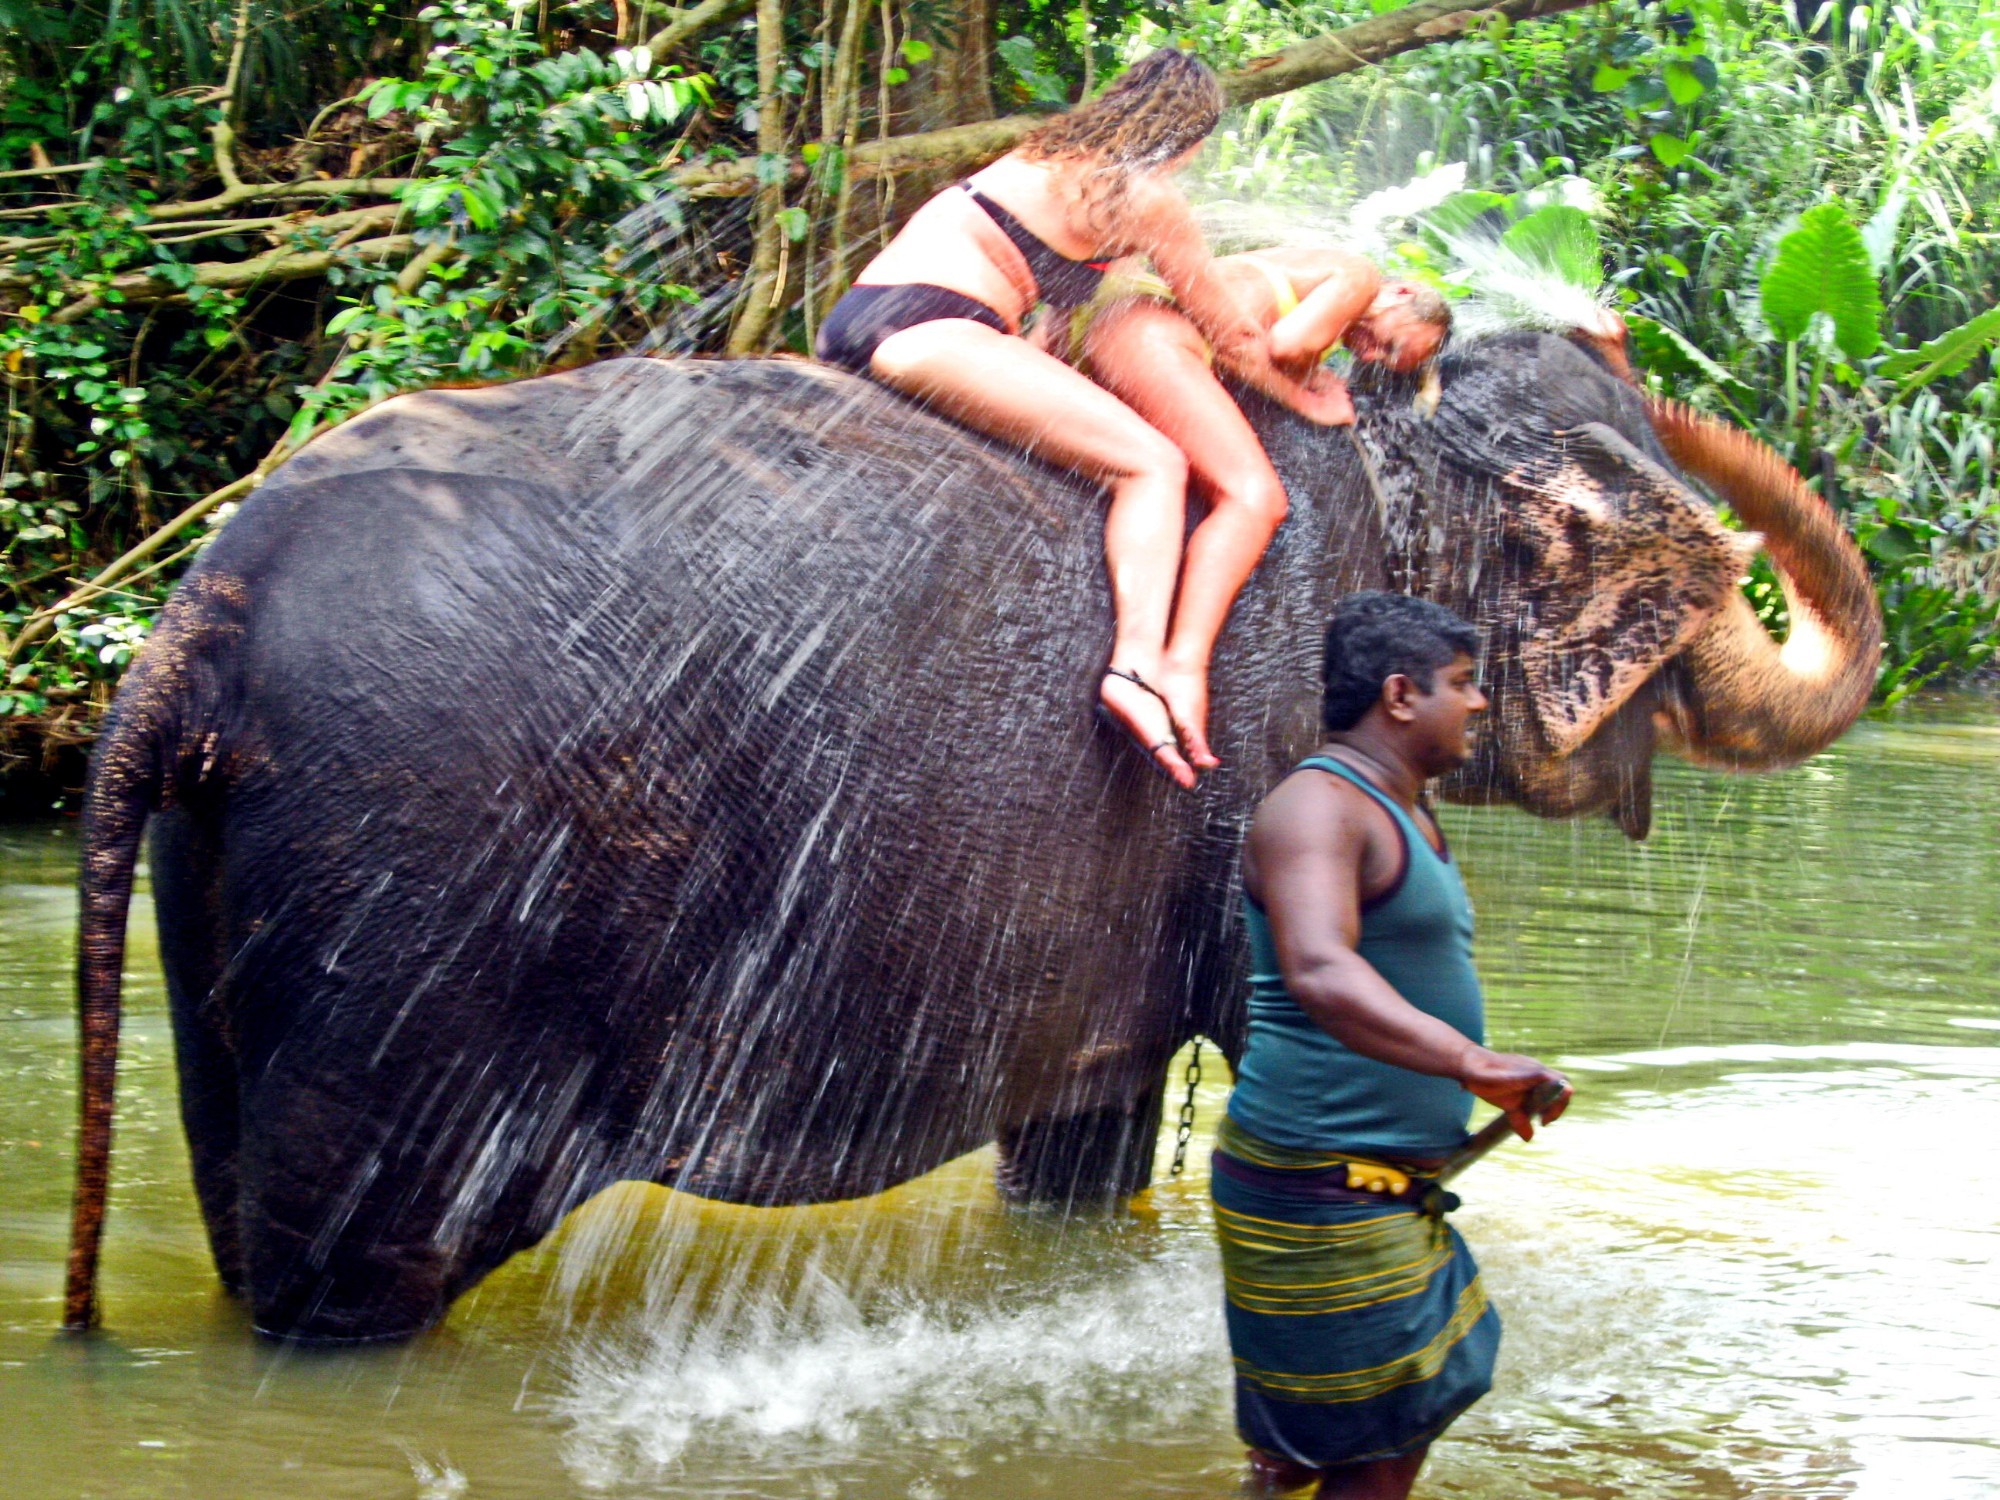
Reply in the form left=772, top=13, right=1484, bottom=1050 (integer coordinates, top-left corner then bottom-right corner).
left=815, top=282, right=1010, bottom=374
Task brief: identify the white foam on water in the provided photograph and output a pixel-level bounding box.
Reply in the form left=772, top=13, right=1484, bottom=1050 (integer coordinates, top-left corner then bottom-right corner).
left=555, top=1242, right=1228, bottom=1487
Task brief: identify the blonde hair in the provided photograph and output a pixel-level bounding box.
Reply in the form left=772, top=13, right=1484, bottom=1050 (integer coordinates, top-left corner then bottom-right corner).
left=1367, top=281, right=1452, bottom=330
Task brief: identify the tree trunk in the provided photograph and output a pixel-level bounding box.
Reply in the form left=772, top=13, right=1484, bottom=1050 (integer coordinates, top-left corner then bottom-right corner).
left=727, top=0, right=788, bottom=353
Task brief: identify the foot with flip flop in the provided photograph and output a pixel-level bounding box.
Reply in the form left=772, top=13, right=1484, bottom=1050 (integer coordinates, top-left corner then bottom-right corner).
left=1099, top=664, right=1220, bottom=789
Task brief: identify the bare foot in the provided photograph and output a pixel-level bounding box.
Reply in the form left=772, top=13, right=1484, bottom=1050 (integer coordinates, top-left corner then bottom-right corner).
left=1100, top=669, right=1197, bottom=789
left=1154, top=663, right=1219, bottom=771
left=1247, top=1448, right=1321, bottom=1494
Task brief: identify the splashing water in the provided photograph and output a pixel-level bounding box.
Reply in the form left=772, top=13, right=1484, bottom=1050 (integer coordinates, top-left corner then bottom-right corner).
left=557, top=1242, right=1227, bottom=1483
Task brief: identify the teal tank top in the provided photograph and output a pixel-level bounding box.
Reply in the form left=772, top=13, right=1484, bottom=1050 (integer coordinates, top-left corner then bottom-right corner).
left=1227, top=755, right=1485, bottom=1156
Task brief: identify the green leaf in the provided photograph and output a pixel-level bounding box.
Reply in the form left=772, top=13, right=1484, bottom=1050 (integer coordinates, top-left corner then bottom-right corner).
left=1649, top=133, right=1689, bottom=168
left=996, top=35, right=1068, bottom=108
left=776, top=206, right=809, bottom=242
left=1662, top=59, right=1706, bottom=105
left=1499, top=204, right=1602, bottom=289
left=1876, top=306, right=2000, bottom=391
left=1420, top=190, right=1509, bottom=246
left=1759, top=200, right=1883, bottom=359
left=1625, top=314, right=1753, bottom=396
left=899, top=38, right=932, bottom=64
left=1863, top=521, right=1924, bottom=564
left=1590, top=63, right=1630, bottom=92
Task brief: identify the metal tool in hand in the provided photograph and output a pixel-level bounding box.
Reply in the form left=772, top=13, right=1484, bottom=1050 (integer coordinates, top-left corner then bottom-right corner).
left=1436, top=1079, right=1570, bottom=1187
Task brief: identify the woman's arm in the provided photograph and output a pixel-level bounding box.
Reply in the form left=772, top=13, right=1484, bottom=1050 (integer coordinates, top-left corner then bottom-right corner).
left=1266, top=252, right=1380, bottom=368
left=1127, top=184, right=1353, bottom=425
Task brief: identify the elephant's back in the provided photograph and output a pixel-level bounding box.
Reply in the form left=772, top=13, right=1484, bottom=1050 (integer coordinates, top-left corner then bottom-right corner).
left=198, top=357, right=1110, bottom=783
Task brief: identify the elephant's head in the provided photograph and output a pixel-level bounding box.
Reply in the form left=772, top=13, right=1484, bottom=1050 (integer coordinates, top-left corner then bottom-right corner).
left=1341, top=331, right=1881, bottom=837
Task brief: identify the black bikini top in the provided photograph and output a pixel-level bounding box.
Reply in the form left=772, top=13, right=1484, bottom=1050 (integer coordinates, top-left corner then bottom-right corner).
left=964, top=186, right=1111, bottom=308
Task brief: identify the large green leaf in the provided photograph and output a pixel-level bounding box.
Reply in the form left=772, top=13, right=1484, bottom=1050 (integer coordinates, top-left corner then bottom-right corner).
left=1499, top=204, right=1602, bottom=289
left=1759, top=200, right=1883, bottom=359
left=1876, top=306, right=2000, bottom=393
left=1421, top=190, right=1510, bottom=245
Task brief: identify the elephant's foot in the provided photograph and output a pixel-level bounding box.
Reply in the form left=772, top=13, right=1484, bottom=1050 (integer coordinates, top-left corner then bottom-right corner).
left=995, top=1088, right=1164, bottom=1211
left=242, top=1222, right=459, bottom=1344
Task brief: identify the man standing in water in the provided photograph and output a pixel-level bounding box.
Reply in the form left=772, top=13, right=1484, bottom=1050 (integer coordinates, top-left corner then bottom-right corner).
left=1216, top=592, right=1571, bottom=1498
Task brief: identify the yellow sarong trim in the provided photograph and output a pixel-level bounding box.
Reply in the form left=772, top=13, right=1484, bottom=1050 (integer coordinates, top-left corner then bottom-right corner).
left=1230, top=1277, right=1492, bottom=1404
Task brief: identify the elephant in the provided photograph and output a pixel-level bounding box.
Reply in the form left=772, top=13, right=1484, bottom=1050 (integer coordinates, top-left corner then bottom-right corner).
left=63, top=330, right=1880, bottom=1342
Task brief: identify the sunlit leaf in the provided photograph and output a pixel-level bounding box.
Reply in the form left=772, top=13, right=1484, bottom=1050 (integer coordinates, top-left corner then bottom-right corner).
left=1662, top=59, right=1706, bottom=105
left=1759, top=200, right=1883, bottom=358
left=1500, top=204, right=1603, bottom=288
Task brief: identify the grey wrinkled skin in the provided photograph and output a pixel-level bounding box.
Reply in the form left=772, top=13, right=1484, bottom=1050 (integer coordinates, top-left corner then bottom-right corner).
left=75, top=333, right=1782, bottom=1341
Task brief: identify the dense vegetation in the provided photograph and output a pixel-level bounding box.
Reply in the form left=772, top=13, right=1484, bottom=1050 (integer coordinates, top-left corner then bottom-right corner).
left=3, top=0, right=1997, bottom=784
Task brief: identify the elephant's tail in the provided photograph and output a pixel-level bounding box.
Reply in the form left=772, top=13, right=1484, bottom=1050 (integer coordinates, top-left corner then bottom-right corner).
left=63, top=613, right=194, bottom=1330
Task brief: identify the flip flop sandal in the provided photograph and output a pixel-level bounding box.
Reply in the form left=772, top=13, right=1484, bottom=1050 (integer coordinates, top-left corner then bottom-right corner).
left=1099, top=667, right=1184, bottom=780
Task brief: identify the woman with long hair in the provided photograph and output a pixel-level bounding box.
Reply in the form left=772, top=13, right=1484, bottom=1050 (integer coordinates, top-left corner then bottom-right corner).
left=816, top=48, right=1349, bottom=788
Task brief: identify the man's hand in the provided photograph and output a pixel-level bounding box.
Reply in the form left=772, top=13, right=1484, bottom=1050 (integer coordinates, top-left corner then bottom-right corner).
left=1457, top=1047, right=1572, bottom=1141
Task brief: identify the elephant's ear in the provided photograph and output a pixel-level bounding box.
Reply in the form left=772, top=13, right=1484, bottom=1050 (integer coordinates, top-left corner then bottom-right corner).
left=1502, top=421, right=1758, bottom=757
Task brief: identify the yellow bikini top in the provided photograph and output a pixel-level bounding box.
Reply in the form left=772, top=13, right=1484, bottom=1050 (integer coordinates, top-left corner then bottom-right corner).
left=1247, top=256, right=1301, bottom=318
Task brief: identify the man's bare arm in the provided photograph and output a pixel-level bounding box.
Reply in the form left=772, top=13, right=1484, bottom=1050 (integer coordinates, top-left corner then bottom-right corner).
left=1250, top=776, right=1571, bottom=1138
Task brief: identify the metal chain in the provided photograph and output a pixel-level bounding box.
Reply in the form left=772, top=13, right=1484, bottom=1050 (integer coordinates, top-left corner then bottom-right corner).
left=1167, top=1037, right=1205, bottom=1179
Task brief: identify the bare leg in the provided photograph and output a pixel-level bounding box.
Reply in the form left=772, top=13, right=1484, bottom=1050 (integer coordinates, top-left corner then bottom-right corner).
left=1247, top=1448, right=1322, bottom=1494
left=1315, top=1448, right=1428, bottom=1500
left=1088, top=300, right=1292, bottom=768
left=870, top=318, right=1198, bottom=787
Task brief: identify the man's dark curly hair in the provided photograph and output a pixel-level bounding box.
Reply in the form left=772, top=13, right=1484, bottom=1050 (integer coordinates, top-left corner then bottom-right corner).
left=1321, top=592, right=1480, bottom=733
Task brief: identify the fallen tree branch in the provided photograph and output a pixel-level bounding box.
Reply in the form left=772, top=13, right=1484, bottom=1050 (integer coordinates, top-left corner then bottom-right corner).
left=0, top=161, right=101, bottom=182
left=145, top=176, right=413, bottom=223
left=26, top=233, right=418, bottom=322
left=1, top=203, right=403, bottom=259
left=669, top=0, right=1608, bottom=198
left=1224, top=0, right=1602, bottom=104
left=644, top=0, right=755, bottom=56
left=5, top=469, right=261, bottom=667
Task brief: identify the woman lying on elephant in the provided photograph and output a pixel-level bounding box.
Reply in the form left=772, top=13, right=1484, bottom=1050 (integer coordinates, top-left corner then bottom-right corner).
left=1067, top=248, right=1452, bottom=770
left=815, top=47, right=1350, bottom=788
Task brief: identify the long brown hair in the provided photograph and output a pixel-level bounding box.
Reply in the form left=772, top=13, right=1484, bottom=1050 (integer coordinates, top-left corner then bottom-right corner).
left=1017, top=47, right=1224, bottom=221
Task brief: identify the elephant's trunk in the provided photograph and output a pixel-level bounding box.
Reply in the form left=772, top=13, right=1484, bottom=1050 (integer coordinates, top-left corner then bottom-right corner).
left=1645, top=396, right=1882, bottom=769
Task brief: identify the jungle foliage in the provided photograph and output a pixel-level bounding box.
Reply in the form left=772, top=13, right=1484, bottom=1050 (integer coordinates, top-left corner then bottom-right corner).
left=2, top=0, right=1997, bottom=777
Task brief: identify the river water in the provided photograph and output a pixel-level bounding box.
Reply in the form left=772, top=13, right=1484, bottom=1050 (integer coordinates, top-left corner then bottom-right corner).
left=4, top=708, right=1998, bottom=1499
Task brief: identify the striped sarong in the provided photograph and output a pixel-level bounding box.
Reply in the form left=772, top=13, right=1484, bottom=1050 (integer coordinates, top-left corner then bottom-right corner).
left=1211, top=1115, right=1500, bottom=1468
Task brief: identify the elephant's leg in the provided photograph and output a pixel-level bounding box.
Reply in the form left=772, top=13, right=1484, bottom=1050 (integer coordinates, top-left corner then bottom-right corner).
left=995, top=1082, right=1165, bottom=1210
left=233, top=1057, right=606, bottom=1342
left=150, top=811, right=246, bottom=1295
left=235, top=1125, right=457, bottom=1342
